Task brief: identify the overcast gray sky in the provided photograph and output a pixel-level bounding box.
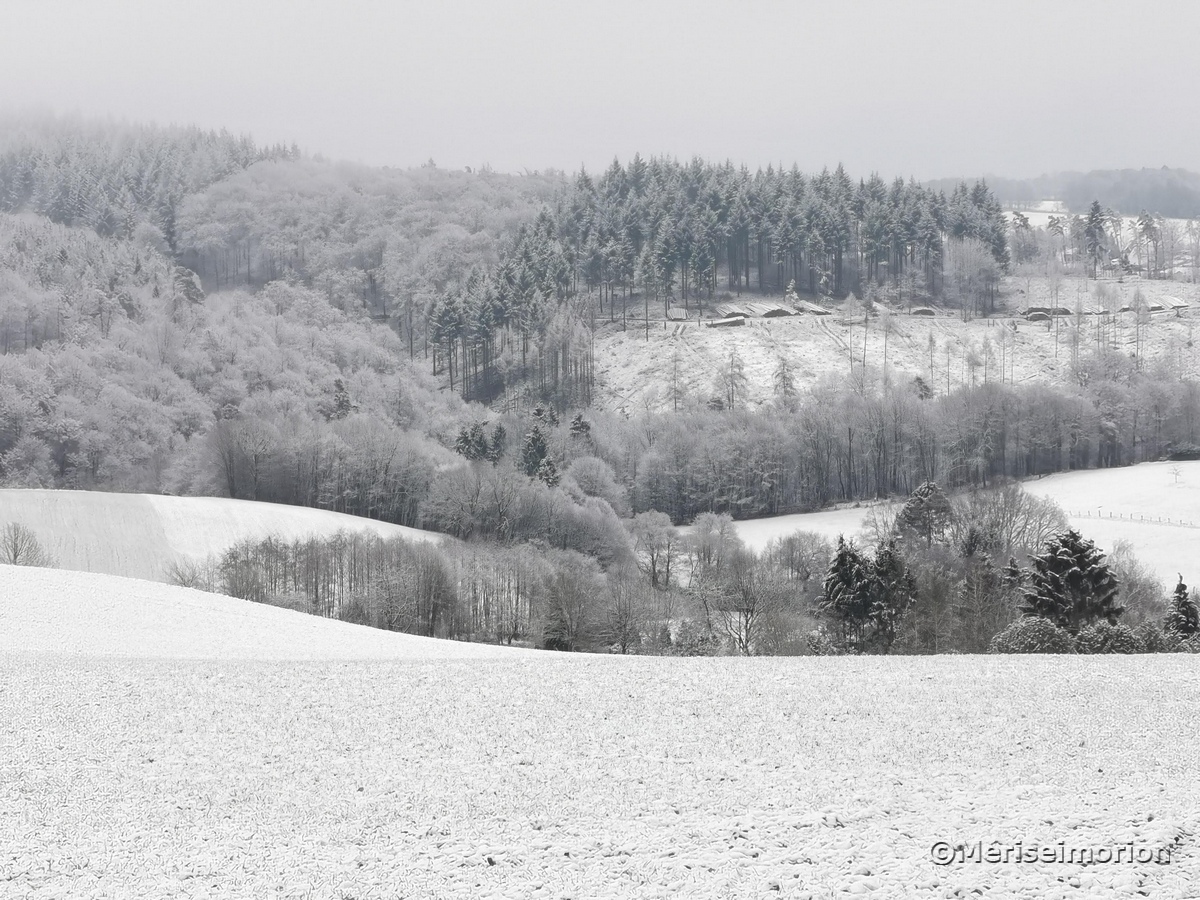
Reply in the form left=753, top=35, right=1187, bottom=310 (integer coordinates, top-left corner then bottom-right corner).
left=2, top=0, right=1197, bottom=180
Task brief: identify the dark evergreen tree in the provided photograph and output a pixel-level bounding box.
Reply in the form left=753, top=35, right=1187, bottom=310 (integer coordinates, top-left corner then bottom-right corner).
left=866, top=540, right=917, bottom=653
left=820, top=537, right=872, bottom=653
left=897, top=481, right=953, bottom=548
left=1020, top=529, right=1123, bottom=634
left=820, top=537, right=915, bottom=654
left=486, top=423, right=507, bottom=465
left=519, top=425, right=549, bottom=477
left=454, top=422, right=489, bottom=461
left=1084, top=200, right=1108, bottom=277
left=1165, top=576, right=1200, bottom=637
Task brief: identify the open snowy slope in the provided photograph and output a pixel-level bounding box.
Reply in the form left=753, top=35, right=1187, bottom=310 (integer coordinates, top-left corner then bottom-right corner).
left=0, top=565, right=517, bottom=660
left=0, top=489, right=441, bottom=582
left=715, top=459, right=1200, bottom=589
left=3, top=651, right=1196, bottom=897
left=594, top=275, right=1200, bottom=413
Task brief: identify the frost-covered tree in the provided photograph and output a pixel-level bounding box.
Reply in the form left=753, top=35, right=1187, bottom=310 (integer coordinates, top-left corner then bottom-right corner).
left=1020, top=529, right=1123, bottom=634
left=897, top=481, right=953, bottom=548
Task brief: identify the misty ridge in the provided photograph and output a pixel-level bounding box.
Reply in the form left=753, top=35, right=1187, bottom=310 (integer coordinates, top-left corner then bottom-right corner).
left=2, top=111, right=1200, bottom=658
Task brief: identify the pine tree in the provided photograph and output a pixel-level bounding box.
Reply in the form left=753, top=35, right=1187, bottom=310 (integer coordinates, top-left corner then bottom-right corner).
left=820, top=538, right=914, bottom=654
left=1020, top=529, right=1123, bottom=634
left=820, top=537, right=872, bottom=653
left=866, top=540, right=917, bottom=653
left=897, top=481, right=953, bottom=548
left=519, top=425, right=549, bottom=477
left=486, top=424, right=507, bottom=465
left=1165, top=576, right=1200, bottom=637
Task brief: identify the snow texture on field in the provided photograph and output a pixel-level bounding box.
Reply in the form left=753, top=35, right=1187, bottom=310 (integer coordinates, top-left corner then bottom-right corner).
left=0, top=489, right=440, bottom=582
left=1, top=646, right=1196, bottom=897
left=0, top=566, right=519, bottom=661
left=593, top=276, right=1200, bottom=414
left=713, top=460, right=1200, bottom=591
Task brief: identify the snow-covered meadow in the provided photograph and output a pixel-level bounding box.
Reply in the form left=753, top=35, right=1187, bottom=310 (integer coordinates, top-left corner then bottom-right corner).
left=715, top=460, right=1200, bottom=591
left=2, top=565, right=1198, bottom=898
left=0, top=490, right=441, bottom=583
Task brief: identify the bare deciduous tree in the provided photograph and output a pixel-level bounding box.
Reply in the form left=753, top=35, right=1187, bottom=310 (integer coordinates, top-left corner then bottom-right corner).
left=0, top=523, right=55, bottom=567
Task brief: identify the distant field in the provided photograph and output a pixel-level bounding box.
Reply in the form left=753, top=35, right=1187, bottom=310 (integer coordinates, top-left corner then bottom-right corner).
left=0, top=490, right=441, bottom=582
left=0, top=566, right=511, bottom=661
left=1, top=565, right=1197, bottom=898
left=714, top=460, right=1200, bottom=590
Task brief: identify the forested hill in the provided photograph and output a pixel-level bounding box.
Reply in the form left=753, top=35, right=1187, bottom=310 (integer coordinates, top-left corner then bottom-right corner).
left=2, top=116, right=1014, bottom=411
left=928, top=167, right=1200, bottom=218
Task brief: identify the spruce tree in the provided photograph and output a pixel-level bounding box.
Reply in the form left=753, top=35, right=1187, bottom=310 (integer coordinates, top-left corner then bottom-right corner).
left=1165, top=576, right=1200, bottom=637
left=519, top=425, right=549, bottom=477
left=898, top=481, right=952, bottom=548
left=486, top=424, right=507, bottom=465
left=820, top=538, right=915, bottom=654
left=820, top=537, right=872, bottom=653
left=1020, top=529, right=1123, bottom=634
left=866, top=540, right=917, bottom=653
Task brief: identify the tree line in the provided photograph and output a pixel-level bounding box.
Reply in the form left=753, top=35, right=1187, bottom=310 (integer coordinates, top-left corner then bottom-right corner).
left=148, top=478, right=1199, bottom=657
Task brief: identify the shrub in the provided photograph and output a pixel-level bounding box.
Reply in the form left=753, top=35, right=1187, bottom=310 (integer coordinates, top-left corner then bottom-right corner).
left=1134, top=622, right=1180, bottom=653
left=1075, top=622, right=1141, bottom=654
left=989, top=617, right=1075, bottom=654
left=1180, top=635, right=1200, bottom=654
left=805, top=628, right=843, bottom=656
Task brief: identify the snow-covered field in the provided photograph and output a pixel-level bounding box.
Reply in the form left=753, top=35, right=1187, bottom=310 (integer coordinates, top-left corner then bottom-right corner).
left=593, top=275, right=1200, bottom=413
left=0, top=566, right=514, bottom=661
left=2, top=564, right=1198, bottom=898
left=715, top=460, right=1200, bottom=590
left=0, top=490, right=440, bottom=582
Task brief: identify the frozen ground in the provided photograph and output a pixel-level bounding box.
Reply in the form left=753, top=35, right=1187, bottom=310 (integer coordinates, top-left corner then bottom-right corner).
left=593, top=275, right=1200, bottom=413
left=1, top=566, right=1197, bottom=897
left=0, top=490, right=440, bottom=582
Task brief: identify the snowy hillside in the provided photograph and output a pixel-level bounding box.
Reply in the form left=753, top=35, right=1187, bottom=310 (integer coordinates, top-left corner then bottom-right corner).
left=0, top=490, right=442, bottom=582
left=714, top=459, right=1200, bottom=590
left=594, top=276, right=1200, bottom=413
left=0, top=566, right=516, bottom=660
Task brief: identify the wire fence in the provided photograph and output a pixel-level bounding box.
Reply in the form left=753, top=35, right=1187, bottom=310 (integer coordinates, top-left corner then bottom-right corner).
left=1067, top=510, right=1200, bottom=530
